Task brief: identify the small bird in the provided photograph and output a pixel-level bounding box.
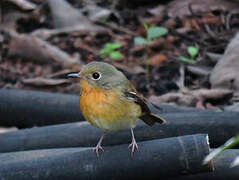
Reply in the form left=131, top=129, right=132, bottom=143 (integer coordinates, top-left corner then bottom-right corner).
left=68, top=61, right=166, bottom=156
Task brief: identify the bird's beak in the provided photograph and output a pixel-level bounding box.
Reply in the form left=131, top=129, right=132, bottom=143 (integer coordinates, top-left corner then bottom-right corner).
left=67, top=72, right=81, bottom=78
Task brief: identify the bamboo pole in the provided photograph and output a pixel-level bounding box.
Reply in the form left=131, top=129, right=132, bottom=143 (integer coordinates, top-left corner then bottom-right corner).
left=0, top=111, right=239, bottom=152
left=0, top=134, right=213, bottom=180
left=167, top=150, right=239, bottom=180
left=0, top=88, right=205, bottom=128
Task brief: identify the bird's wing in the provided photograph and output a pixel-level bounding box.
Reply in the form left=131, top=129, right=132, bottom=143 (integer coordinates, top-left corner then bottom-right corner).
left=124, top=91, right=166, bottom=126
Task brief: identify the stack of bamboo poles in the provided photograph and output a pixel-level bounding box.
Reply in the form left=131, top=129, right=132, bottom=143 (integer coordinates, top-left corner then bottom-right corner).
left=0, top=89, right=238, bottom=180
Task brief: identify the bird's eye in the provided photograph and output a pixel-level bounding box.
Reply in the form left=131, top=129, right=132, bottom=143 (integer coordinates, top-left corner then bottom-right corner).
left=92, top=72, right=101, bottom=80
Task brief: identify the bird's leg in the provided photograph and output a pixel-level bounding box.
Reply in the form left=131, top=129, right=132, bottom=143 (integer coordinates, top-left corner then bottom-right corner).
left=128, top=128, right=138, bottom=156
left=93, top=132, right=106, bottom=156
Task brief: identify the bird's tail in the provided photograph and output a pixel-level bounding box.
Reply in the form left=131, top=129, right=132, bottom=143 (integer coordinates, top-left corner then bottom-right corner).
left=140, top=113, right=166, bottom=126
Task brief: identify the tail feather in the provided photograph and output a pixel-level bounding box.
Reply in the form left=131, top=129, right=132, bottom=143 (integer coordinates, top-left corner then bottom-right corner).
left=140, top=113, right=166, bottom=126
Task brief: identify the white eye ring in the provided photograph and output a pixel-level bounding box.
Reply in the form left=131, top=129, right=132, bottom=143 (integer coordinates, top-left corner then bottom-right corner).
left=91, top=72, right=101, bottom=80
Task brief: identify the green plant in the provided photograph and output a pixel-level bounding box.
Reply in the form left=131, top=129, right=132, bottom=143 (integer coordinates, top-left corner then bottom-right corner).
left=203, top=134, right=239, bottom=167
left=133, top=24, right=168, bottom=81
left=179, top=46, right=199, bottom=63
left=99, top=42, right=123, bottom=60
left=134, top=24, right=168, bottom=45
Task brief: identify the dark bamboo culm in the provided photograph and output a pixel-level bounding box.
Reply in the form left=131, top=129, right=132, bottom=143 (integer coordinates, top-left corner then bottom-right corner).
left=0, top=134, right=213, bottom=180
left=167, top=150, right=239, bottom=180
left=0, top=88, right=204, bottom=128
left=0, top=89, right=239, bottom=151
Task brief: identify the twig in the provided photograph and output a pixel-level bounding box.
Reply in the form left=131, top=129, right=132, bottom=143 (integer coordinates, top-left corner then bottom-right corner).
left=204, top=24, right=216, bottom=38
left=170, top=29, right=208, bottom=46
left=226, top=12, right=233, bottom=30
left=96, top=21, right=136, bottom=36
left=177, top=64, right=185, bottom=91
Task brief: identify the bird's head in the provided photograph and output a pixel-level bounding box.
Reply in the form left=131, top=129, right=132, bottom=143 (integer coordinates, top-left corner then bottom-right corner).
left=67, top=61, right=128, bottom=89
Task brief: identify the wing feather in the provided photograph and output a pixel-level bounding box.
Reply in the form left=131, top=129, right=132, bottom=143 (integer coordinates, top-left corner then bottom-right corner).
left=124, top=91, right=166, bottom=126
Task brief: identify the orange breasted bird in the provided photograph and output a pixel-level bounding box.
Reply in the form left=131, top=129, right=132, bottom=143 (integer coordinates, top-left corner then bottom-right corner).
left=67, top=61, right=166, bottom=156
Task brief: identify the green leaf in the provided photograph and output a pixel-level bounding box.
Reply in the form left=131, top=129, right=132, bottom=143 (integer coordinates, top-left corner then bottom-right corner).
left=99, top=42, right=122, bottom=58
left=147, top=26, right=168, bottom=40
left=143, top=23, right=149, bottom=31
left=203, top=135, right=239, bottom=165
left=179, top=56, right=195, bottom=63
left=105, top=43, right=122, bottom=51
left=134, top=37, right=149, bottom=45
left=214, top=109, right=222, bottom=112
left=99, top=48, right=110, bottom=57
left=187, top=46, right=198, bottom=59
left=109, top=51, right=123, bottom=60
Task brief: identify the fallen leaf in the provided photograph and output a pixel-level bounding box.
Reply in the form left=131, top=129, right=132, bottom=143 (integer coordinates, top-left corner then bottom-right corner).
left=74, top=39, right=98, bottom=55
left=149, top=89, right=233, bottom=108
left=186, top=65, right=212, bottom=76
left=112, top=62, right=146, bottom=74
left=48, top=0, right=106, bottom=32
left=167, top=0, right=239, bottom=18
left=8, top=32, right=81, bottom=68
left=6, top=0, right=37, bottom=11
left=81, top=5, right=112, bottom=22
left=199, top=12, right=221, bottom=24
left=148, top=54, right=167, bottom=66
left=210, top=32, right=239, bottom=96
left=148, top=5, right=165, bottom=17
left=206, top=52, right=223, bottom=63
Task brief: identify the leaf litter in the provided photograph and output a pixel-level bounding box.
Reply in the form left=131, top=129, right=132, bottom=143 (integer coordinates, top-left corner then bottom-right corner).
left=1, top=0, right=239, bottom=110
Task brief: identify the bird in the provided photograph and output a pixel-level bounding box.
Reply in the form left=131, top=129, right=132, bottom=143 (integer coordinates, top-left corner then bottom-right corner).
left=67, top=61, right=166, bottom=156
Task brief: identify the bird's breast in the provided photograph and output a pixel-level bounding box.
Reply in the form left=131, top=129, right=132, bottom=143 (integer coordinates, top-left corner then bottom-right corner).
left=79, top=79, right=141, bottom=131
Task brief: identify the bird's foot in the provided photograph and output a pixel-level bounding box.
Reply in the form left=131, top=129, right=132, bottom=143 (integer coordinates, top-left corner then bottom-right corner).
left=93, top=144, right=104, bottom=157
left=128, top=138, right=138, bottom=156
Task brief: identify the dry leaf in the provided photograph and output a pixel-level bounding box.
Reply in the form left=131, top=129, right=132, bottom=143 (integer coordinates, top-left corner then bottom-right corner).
left=210, top=32, right=239, bottom=96
left=167, top=0, right=239, bottom=18
left=6, top=0, right=37, bottom=11
left=48, top=0, right=107, bottom=32
left=8, top=32, right=80, bottom=68
left=148, top=54, right=167, bottom=66
left=149, top=89, right=233, bottom=108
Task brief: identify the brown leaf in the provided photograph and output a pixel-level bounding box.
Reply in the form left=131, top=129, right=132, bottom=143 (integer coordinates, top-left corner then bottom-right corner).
left=199, top=13, right=221, bottom=24
left=149, top=93, right=197, bottom=107
left=48, top=0, right=107, bottom=32
left=167, top=0, right=239, bottom=18
left=192, top=89, right=233, bottom=101
left=210, top=32, right=239, bottom=96
left=74, top=39, right=98, bottom=55
left=8, top=32, right=81, bottom=68
left=165, top=19, right=177, bottom=28
left=205, top=103, right=220, bottom=110
left=149, top=89, right=233, bottom=108
left=148, top=54, right=167, bottom=66
left=112, top=62, right=146, bottom=74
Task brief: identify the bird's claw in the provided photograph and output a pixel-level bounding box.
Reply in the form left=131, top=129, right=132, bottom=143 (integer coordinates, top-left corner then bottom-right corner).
left=93, top=145, right=104, bottom=157
left=128, top=139, right=138, bottom=156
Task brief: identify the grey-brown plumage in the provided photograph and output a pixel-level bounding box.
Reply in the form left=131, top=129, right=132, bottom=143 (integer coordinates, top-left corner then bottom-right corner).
left=124, top=91, right=166, bottom=126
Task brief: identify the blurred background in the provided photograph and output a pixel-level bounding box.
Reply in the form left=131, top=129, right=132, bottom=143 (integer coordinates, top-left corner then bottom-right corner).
left=1, top=0, right=239, bottom=112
